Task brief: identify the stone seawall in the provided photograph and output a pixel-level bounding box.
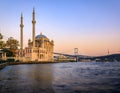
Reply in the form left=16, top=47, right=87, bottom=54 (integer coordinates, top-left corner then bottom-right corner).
left=8, top=61, right=56, bottom=65
left=0, top=61, right=75, bottom=69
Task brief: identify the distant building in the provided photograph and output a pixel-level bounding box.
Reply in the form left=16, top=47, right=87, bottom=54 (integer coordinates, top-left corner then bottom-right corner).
left=55, top=54, right=76, bottom=62
left=16, top=9, right=54, bottom=62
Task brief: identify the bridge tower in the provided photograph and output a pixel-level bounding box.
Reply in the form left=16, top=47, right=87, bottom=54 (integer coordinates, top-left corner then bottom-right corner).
left=74, top=48, right=78, bottom=62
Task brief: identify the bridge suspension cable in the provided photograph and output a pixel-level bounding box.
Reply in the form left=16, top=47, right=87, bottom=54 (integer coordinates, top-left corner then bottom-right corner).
left=55, top=49, right=74, bottom=54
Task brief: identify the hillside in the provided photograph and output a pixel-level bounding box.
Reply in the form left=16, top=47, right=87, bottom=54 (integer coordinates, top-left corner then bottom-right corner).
left=94, top=54, right=120, bottom=62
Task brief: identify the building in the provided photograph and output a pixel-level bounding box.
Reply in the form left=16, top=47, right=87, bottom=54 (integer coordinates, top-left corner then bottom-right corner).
left=16, top=9, right=54, bottom=62
left=55, top=54, right=76, bottom=62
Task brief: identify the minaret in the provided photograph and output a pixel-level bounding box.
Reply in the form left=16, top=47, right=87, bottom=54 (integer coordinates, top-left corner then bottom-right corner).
left=20, top=13, right=24, bottom=49
left=32, top=8, right=36, bottom=47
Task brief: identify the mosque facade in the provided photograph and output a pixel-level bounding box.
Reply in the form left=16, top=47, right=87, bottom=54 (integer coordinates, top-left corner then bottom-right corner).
left=16, top=9, right=54, bottom=62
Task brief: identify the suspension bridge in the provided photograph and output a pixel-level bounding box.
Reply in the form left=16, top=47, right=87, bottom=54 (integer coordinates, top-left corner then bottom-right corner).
left=54, top=48, right=92, bottom=62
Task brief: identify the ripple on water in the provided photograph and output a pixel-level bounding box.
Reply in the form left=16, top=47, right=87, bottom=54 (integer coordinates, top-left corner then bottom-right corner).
left=53, top=62, right=120, bottom=93
left=0, top=62, right=120, bottom=93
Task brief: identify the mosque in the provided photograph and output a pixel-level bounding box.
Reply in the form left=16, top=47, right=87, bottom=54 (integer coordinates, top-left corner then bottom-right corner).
left=16, top=9, right=54, bottom=62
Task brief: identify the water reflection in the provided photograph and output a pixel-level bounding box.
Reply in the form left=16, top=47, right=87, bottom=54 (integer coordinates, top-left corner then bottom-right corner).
left=0, top=64, right=54, bottom=93
left=0, top=62, right=120, bottom=93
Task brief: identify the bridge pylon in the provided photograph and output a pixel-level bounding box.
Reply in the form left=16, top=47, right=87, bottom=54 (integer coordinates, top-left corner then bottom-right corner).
left=74, top=48, right=78, bottom=62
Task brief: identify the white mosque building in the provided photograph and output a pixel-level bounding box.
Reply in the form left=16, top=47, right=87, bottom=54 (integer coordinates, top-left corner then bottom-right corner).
left=16, top=9, right=54, bottom=62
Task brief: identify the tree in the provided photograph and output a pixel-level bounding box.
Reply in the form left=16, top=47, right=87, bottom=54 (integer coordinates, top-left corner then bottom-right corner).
left=0, top=41, right=6, bottom=49
left=0, top=33, right=3, bottom=39
left=6, top=37, right=19, bottom=55
left=2, top=48, right=14, bottom=57
left=0, top=33, right=6, bottom=49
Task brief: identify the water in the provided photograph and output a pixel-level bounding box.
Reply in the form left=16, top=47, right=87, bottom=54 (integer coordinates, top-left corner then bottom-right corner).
left=52, top=62, right=120, bottom=93
left=0, top=62, right=120, bottom=93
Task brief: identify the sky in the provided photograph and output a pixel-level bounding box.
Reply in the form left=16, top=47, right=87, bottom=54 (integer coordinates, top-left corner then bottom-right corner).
left=0, top=0, right=120, bottom=56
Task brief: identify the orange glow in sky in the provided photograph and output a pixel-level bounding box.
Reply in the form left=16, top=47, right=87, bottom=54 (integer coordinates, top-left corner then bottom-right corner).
left=0, top=0, right=120, bottom=56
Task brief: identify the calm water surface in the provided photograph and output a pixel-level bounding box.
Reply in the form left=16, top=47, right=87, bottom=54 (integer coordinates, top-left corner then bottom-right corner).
left=0, top=62, right=120, bottom=93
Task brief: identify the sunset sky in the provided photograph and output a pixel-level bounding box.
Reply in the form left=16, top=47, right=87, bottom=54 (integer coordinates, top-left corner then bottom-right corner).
left=0, top=0, right=120, bottom=56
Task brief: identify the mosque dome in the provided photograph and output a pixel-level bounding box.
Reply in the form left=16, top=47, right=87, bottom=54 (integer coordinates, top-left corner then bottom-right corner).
left=36, top=32, right=47, bottom=39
